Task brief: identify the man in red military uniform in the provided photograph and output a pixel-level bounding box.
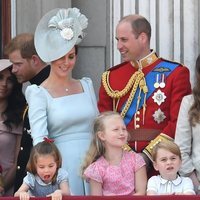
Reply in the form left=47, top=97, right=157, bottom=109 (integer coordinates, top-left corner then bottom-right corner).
left=98, top=14, right=191, bottom=170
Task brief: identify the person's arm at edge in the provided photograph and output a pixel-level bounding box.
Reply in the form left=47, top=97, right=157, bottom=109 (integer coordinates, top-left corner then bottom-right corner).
left=90, top=179, right=103, bottom=196
left=14, top=183, right=30, bottom=200
left=134, top=166, right=147, bottom=195
left=3, top=134, right=22, bottom=192
left=59, top=181, right=71, bottom=195
left=25, top=85, right=48, bottom=145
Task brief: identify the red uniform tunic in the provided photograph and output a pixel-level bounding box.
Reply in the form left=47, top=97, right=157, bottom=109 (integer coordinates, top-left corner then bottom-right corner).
left=98, top=55, right=191, bottom=153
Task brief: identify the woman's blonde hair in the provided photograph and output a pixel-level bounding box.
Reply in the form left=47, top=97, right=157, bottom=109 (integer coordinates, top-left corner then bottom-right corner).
left=81, top=111, right=121, bottom=176
left=152, top=140, right=181, bottom=162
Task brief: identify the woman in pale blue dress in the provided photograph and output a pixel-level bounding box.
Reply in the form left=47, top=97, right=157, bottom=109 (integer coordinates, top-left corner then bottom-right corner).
left=25, top=8, right=98, bottom=195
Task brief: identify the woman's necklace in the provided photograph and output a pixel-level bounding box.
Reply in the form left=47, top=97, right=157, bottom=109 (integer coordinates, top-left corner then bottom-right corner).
left=42, top=79, right=82, bottom=97
left=42, top=79, right=71, bottom=94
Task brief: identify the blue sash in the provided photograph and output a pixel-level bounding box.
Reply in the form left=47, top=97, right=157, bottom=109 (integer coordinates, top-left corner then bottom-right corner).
left=122, top=61, right=179, bottom=125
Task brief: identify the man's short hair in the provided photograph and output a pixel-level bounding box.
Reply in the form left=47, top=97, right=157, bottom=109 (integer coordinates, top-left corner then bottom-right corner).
left=4, top=33, right=38, bottom=59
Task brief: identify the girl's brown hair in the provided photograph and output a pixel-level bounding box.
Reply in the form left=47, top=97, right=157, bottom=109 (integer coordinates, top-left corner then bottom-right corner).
left=189, top=54, right=200, bottom=126
left=26, top=140, right=62, bottom=184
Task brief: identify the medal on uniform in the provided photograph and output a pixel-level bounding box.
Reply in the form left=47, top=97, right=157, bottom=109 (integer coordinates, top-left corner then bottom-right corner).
left=159, top=74, right=166, bottom=88
left=154, top=74, right=160, bottom=88
left=154, top=73, right=166, bottom=88
left=153, top=108, right=166, bottom=124
left=159, top=82, right=165, bottom=88
left=152, top=89, right=166, bottom=105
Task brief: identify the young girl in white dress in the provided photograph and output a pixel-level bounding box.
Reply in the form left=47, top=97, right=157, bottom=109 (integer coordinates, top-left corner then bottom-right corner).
left=82, top=111, right=147, bottom=196
left=14, top=138, right=70, bottom=200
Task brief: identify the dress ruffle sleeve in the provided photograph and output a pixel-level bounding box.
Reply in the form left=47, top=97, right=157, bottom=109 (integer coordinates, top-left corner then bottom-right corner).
left=83, top=161, right=103, bottom=184
left=57, top=168, right=69, bottom=184
left=133, top=152, right=146, bottom=172
left=23, top=172, right=36, bottom=190
left=25, top=85, right=48, bottom=145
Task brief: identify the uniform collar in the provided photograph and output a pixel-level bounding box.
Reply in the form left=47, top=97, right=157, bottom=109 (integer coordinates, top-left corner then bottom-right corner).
left=30, top=65, right=50, bottom=85
left=131, top=50, right=158, bottom=70
left=159, top=175, right=182, bottom=186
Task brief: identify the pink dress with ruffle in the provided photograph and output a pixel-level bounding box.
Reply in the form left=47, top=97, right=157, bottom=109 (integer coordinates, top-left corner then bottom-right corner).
left=84, top=151, right=145, bottom=196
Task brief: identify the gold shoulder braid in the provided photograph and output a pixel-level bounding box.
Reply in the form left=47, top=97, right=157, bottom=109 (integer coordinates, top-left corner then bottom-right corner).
left=121, top=71, right=145, bottom=118
left=23, top=105, right=28, bottom=121
left=102, top=70, right=148, bottom=119
left=102, top=71, right=139, bottom=99
left=143, top=133, right=173, bottom=162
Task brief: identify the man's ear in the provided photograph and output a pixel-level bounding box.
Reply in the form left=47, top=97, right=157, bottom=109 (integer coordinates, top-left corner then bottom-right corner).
left=31, top=55, right=39, bottom=65
left=139, top=32, right=148, bottom=43
left=97, top=131, right=105, bottom=141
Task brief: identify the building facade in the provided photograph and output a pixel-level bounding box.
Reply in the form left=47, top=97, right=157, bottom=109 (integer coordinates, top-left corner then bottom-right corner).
left=5, top=0, right=200, bottom=94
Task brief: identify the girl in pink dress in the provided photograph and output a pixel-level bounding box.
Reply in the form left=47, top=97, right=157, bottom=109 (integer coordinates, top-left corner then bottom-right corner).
left=82, top=111, right=147, bottom=195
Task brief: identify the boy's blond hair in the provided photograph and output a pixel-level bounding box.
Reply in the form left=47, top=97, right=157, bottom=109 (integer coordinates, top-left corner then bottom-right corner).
left=152, top=140, right=181, bottom=161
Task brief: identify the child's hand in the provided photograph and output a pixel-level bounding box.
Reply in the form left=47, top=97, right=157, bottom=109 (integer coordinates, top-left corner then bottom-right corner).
left=47, top=189, right=62, bottom=200
left=19, top=191, right=30, bottom=200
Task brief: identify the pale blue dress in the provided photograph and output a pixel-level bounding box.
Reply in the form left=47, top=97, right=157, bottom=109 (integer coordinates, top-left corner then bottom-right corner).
left=24, top=168, right=68, bottom=197
left=25, top=77, right=98, bottom=195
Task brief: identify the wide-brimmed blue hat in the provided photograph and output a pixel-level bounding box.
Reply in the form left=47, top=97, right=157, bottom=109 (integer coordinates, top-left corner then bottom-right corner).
left=34, top=7, right=88, bottom=62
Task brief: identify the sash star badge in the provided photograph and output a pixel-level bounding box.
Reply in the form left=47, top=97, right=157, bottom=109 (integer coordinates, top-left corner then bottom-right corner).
left=153, top=108, right=166, bottom=124
left=152, top=89, right=166, bottom=105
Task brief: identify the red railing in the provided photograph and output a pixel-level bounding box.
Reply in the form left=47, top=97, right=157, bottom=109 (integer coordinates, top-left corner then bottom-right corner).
left=0, top=195, right=199, bottom=200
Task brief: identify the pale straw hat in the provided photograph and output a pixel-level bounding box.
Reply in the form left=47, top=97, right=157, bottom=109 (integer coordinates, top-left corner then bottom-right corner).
left=0, top=59, right=12, bottom=72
